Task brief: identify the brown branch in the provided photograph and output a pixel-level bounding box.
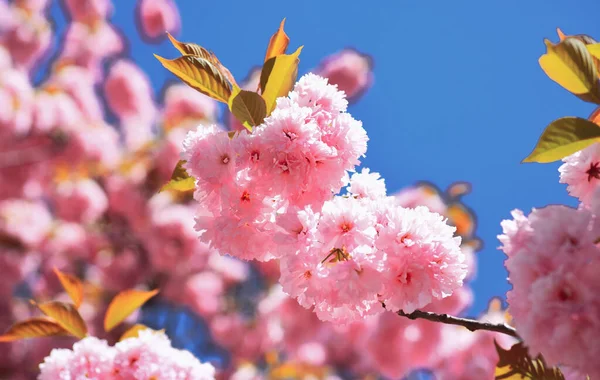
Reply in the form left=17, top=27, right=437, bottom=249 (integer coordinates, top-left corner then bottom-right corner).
left=396, top=309, right=520, bottom=339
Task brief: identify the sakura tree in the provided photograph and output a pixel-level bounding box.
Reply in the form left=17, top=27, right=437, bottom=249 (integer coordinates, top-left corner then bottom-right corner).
left=1, top=1, right=598, bottom=379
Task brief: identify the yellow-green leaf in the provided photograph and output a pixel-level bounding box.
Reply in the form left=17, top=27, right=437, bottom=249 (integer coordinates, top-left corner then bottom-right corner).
left=166, top=32, right=238, bottom=87
left=264, top=18, right=290, bottom=63
left=53, top=267, right=84, bottom=309
left=160, top=160, right=195, bottom=193
left=588, top=43, right=600, bottom=61
left=539, top=37, right=600, bottom=104
left=494, top=341, right=564, bottom=380
left=523, top=117, right=600, bottom=163
left=0, top=317, right=69, bottom=342
left=154, top=54, right=232, bottom=103
left=230, top=90, right=267, bottom=131
left=259, top=46, right=303, bottom=114
left=104, top=289, right=159, bottom=332
left=37, top=301, right=87, bottom=339
left=119, top=324, right=152, bottom=341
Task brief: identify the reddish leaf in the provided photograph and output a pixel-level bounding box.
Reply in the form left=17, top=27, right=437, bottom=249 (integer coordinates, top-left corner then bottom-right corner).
left=264, top=18, right=290, bottom=63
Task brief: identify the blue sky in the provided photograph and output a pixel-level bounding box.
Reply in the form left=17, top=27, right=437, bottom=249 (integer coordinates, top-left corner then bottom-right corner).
left=47, top=0, right=600, bottom=315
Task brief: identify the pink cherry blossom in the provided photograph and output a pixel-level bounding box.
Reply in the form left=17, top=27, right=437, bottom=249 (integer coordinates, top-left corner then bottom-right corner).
left=63, top=0, right=112, bottom=24
left=0, top=198, right=52, bottom=248
left=347, top=168, right=386, bottom=200
left=52, top=178, right=108, bottom=224
left=376, top=205, right=466, bottom=313
left=0, top=68, right=34, bottom=137
left=499, top=204, right=600, bottom=377
left=162, top=84, right=218, bottom=130
left=137, top=0, right=181, bottom=39
left=365, top=312, right=443, bottom=379
left=0, top=5, right=52, bottom=69
left=316, top=49, right=374, bottom=102
left=559, top=142, right=600, bottom=205
left=104, top=60, right=156, bottom=135
left=58, top=21, right=123, bottom=80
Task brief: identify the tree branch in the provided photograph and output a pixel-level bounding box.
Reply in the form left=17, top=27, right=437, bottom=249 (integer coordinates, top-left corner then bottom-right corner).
left=396, top=309, right=520, bottom=339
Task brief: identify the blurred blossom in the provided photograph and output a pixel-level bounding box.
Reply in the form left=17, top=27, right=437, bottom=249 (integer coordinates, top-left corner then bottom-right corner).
left=316, top=49, right=374, bottom=102
left=137, top=0, right=181, bottom=40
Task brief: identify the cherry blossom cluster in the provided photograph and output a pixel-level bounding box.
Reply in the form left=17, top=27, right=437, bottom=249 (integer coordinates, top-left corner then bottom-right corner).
left=182, top=73, right=467, bottom=324
left=38, top=330, right=215, bottom=380
left=499, top=197, right=600, bottom=378
left=499, top=138, right=600, bottom=377
left=0, top=0, right=495, bottom=379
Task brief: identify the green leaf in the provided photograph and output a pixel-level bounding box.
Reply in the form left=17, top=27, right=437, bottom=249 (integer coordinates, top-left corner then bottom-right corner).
left=259, top=46, right=303, bottom=114
left=154, top=54, right=232, bottom=103
left=494, top=341, right=565, bottom=380
left=160, top=160, right=195, bottom=193
left=523, top=117, right=600, bottom=163
left=539, top=37, right=600, bottom=104
left=104, top=289, right=159, bottom=332
left=229, top=90, right=267, bottom=131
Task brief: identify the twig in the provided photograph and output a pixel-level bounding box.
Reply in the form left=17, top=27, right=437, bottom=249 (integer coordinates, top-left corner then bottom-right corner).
left=396, top=309, right=520, bottom=339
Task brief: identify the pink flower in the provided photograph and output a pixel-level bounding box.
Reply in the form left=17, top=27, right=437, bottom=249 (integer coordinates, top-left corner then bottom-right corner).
left=39, top=337, right=115, bottom=380
left=57, top=122, right=122, bottom=170
left=137, top=0, right=181, bottom=39
left=145, top=203, right=210, bottom=272
left=289, top=73, right=348, bottom=116
left=499, top=204, right=600, bottom=377
left=162, top=84, right=218, bottom=130
left=365, top=312, right=442, bottom=379
left=114, top=330, right=215, bottom=379
left=39, top=332, right=216, bottom=380
left=42, top=221, right=91, bottom=260
left=393, top=185, right=448, bottom=214
left=38, top=348, right=75, bottom=380
left=376, top=206, right=466, bottom=313
left=183, top=124, right=235, bottom=188
left=58, top=22, right=123, bottom=80
left=50, top=66, right=103, bottom=122
left=559, top=142, right=600, bottom=205
left=14, top=0, right=50, bottom=13
left=0, top=6, right=52, bottom=69
left=347, top=168, right=386, bottom=200
left=432, top=300, right=517, bottom=380
left=104, top=60, right=156, bottom=126
left=316, top=49, right=373, bottom=102
left=0, top=199, right=52, bottom=249
left=32, top=90, right=83, bottom=133
left=0, top=68, right=34, bottom=137
left=52, top=178, right=108, bottom=224
left=63, top=0, right=112, bottom=24
left=497, top=209, right=532, bottom=258
left=318, top=196, right=377, bottom=250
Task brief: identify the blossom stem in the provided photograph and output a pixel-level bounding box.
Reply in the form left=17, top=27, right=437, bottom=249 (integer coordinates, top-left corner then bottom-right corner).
left=395, top=309, right=520, bottom=339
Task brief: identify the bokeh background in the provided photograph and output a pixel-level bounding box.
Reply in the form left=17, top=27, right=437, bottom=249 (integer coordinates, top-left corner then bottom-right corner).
left=3, top=0, right=600, bottom=378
